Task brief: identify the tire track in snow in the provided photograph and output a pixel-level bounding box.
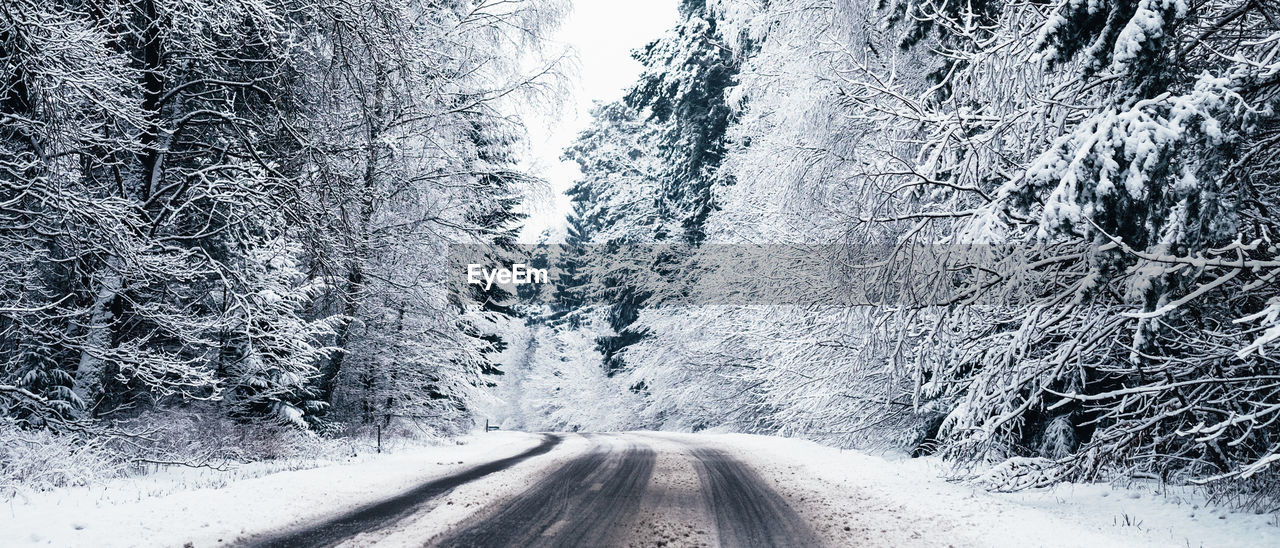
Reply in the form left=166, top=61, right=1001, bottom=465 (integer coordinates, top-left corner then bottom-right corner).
left=242, top=433, right=563, bottom=548
left=687, top=445, right=822, bottom=547
left=431, top=434, right=655, bottom=547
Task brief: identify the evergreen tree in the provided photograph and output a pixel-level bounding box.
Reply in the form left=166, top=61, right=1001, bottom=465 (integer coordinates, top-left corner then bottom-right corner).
left=559, top=0, right=744, bottom=372
left=626, top=0, right=741, bottom=246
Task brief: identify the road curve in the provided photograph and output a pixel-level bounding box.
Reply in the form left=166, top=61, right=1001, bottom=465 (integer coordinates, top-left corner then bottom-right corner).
left=243, top=433, right=563, bottom=548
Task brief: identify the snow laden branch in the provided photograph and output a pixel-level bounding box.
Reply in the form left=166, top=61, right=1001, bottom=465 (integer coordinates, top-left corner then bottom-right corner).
left=544, top=0, right=1280, bottom=510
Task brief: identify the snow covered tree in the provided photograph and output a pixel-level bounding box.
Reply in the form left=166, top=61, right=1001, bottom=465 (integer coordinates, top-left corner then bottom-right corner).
left=1, top=0, right=302, bottom=420
left=218, top=234, right=335, bottom=427
left=1, top=0, right=567, bottom=439
left=554, top=0, right=1280, bottom=507
left=560, top=101, right=666, bottom=371
left=291, top=0, right=566, bottom=431
left=557, top=0, right=743, bottom=375
left=516, top=316, right=645, bottom=431
left=627, top=0, right=741, bottom=246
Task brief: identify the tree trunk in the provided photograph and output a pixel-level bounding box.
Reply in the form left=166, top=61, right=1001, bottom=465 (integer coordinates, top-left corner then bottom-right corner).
left=73, top=258, right=121, bottom=411
left=315, top=64, right=385, bottom=405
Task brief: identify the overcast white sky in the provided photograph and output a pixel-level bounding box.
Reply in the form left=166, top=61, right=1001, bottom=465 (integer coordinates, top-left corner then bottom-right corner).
left=517, top=0, right=680, bottom=243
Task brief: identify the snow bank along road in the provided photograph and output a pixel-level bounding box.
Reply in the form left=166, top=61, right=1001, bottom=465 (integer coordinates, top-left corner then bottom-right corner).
left=247, top=432, right=821, bottom=547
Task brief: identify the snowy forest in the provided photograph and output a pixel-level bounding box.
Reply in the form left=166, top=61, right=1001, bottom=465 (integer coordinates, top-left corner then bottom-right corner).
left=5, top=0, right=1280, bottom=516
left=500, top=0, right=1280, bottom=511
left=0, top=0, right=567, bottom=469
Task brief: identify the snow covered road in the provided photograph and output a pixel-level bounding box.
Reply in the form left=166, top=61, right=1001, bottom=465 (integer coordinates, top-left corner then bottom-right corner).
left=5, top=431, right=1277, bottom=547
left=432, top=433, right=819, bottom=547
left=248, top=432, right=821, bottom=547
left=436, top=434, right=659, bottom=546
left=251, top=434, right=565, bottom=547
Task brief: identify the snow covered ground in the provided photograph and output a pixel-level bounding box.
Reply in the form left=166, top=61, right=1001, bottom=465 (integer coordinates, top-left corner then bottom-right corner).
left=0, top=432, right=561, bottom=547
left=694, top=433, right=1280, bottom=548
left=1, top=431, right=1275, bottom=547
